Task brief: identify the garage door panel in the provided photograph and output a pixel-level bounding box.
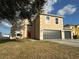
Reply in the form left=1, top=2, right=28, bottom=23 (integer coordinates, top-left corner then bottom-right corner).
left=43, top=30, right=61, bottom=39
left=64, top=31, right=71, bottom=39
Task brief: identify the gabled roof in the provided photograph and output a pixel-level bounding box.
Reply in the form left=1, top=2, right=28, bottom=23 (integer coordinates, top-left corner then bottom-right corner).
left=40, top=14, right=63, bottom=18
left=64, top=24, right=79, bottom=26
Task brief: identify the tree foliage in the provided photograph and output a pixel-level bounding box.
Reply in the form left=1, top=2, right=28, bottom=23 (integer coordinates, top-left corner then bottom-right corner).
left=0, top=0, right=46, bottom=23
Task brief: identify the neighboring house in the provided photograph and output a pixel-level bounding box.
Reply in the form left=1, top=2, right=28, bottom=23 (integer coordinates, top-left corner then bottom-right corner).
left=0, top=32, right=10, bottom=39
left=2, top=34, right=10, bottom=39
left=64, top=24, right=79, bottom=39
left=73, top=25, right=79, bottom=39
left=64, top=25, right=73, bottom=39
left=29, top=14, right=65, bottom=40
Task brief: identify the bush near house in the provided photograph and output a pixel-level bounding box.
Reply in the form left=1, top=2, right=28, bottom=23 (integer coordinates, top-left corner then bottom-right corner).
left=0, top=39, right=79, bottom=59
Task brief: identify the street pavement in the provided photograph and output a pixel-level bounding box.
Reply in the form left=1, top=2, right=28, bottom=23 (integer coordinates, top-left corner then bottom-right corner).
left=44, top=39, right=79, bottom=47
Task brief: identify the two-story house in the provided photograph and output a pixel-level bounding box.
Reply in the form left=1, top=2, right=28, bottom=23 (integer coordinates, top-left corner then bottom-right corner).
left=18, top=14, right=73, bottom=40
left=64, top=24, right=79, bottom=39
left=29, top=14, right=65, bottom=40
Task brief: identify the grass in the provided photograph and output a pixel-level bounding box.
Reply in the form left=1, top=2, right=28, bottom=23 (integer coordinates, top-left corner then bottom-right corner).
left=0, top=39, right=79, bottom=59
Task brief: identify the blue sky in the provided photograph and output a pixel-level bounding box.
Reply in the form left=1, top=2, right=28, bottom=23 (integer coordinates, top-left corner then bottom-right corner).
left=49, top=0, right=79, bottom=24
left=0, top=20, right=11, bottom=34
left=0, top=24, right=10, bottom=34
left=0, top=0, right=79, bottom=34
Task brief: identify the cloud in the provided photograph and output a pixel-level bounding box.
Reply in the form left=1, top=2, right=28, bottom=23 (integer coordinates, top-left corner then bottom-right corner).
left=57, top=4, right=77, bottom=16
left=42, top=0, right=57, bottom=14
left=1, top=19, right=12, bottom=27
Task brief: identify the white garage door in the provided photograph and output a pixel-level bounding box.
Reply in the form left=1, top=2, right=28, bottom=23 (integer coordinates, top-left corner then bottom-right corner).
left=43, top=29, right=62, bottom=39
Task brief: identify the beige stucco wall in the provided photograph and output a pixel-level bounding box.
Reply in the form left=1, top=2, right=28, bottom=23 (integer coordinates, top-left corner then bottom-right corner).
left=21, top=14, right=64, bottom=40
left=20, top=19, right=29, bottom=39
left=39, top=14, right=64, bottom=40
left=40, top=15, right=63, bottom=30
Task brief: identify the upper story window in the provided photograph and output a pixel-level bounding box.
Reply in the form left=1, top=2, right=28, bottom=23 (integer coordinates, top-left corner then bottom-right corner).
left=45, top=16, right=50, bottom=23
left=55, top=17, right=58, bottom=24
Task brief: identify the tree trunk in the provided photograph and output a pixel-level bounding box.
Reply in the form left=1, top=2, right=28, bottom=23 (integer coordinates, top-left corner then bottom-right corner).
left=10, top=21, right=17, bottom=39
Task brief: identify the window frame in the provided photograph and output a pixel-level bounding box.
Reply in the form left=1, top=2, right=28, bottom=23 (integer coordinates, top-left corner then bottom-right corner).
left=55, top=17, right=59, bottom=24
left=45, top=16, right=50, bottom=24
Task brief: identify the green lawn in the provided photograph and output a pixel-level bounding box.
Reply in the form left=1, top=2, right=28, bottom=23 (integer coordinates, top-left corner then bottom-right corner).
left=0, top=39, right=79, bottom=59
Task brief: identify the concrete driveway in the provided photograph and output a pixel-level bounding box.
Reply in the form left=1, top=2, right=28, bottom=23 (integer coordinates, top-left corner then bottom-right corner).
left=44, top=39, right=79, bottom=47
